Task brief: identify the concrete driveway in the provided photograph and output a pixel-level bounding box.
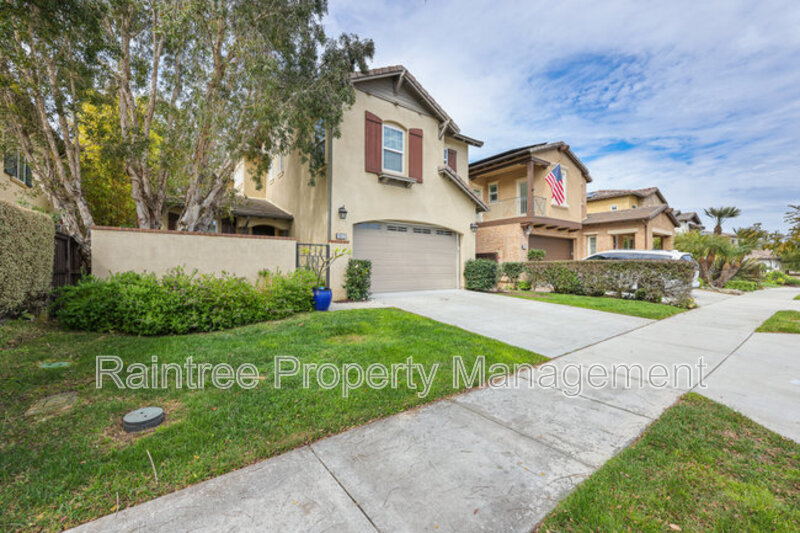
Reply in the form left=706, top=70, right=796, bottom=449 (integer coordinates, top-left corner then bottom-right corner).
left=373, top=289, right=651, bottom=357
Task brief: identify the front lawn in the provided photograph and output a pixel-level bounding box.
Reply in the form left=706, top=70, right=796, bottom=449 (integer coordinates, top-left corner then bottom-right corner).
left=0, top=309, right=545, bottom=531
left=756, top=310, right=800, bottom=334
left=538, top=393, right=800, bottom=532
left=503, top=291, right=685, bottom=320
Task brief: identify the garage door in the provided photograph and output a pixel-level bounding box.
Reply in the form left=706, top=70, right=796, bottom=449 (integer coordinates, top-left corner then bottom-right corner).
left=354, top=222, right=459, bottom=292
left=529, top=235, right=573, bottom=260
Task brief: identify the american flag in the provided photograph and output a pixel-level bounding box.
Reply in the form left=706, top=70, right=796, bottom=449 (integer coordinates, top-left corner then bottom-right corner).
left=545, top=164, right=565, bottom=205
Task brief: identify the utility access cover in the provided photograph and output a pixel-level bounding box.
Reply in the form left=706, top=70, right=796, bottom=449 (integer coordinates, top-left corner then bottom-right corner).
left=122, top=407, right=165, bottom=433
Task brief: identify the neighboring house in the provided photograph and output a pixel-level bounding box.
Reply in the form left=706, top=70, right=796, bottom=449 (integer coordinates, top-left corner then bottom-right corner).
left=468, top=142, right=591, bottom=261
left=746, top=249, right=782, bottom=272
left=236, top=65, right=486, bottom=295
left=674, top=210, right=705, bottom=233
left=583, top=187, right=679, bottom=253
left=1, top=151, right=51, bottom=212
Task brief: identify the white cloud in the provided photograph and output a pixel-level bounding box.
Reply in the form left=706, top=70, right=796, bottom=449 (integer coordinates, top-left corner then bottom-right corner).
left=325, top=0, right=800, bottom=232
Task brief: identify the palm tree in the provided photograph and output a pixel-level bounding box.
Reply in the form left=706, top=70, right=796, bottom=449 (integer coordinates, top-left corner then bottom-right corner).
left=704, top=206, right=741, bottom=235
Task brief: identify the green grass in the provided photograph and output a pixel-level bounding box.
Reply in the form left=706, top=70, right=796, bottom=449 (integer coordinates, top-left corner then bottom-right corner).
left=0, top=309, right=545, bottom=531
left=756, top=310, right=800, bottom=334
left=539, top=393, right=800, bottom=532
left=503, top=291, right=686, bottom=320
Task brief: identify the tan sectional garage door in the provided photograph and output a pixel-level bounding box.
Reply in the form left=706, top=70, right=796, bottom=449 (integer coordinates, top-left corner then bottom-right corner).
left=354, top=222, right=459, bottom=293
left=529, top=235, right=573, bottom=260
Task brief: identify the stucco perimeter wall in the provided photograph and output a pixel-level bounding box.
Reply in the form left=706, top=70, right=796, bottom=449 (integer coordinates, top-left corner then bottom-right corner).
left=91, top=227, right=296, bottom=282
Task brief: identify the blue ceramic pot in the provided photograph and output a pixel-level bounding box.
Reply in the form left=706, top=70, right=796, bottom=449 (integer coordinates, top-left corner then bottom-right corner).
left=312, top=287, right=333, bottom=311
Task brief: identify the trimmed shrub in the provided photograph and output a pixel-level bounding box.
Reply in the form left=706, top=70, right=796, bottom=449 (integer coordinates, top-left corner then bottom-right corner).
left=527, top=260, right=695, bottom=306
left=517, top=280, right=532, bottom=291
left=464, top=259, right=499, bottom=291
left=501, top=262, right=526, bottom=288
left=344, top=259, right=372, bottom=301
left=0, top=201, right=55, bottom=317
left=724, top=279, right=760, bottom=292
left=764, top=270, right=800, bottom=286
left=52, top=267, right=316, bottom=335
left=527, top=248, right=546, bottom=261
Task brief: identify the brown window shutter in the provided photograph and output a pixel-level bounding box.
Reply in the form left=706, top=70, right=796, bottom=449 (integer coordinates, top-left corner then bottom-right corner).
left=446, top=148, right=457, bottom=172
left=409, top=128, right=423, bottom=182
left=365, top=111, right=382, bottom=174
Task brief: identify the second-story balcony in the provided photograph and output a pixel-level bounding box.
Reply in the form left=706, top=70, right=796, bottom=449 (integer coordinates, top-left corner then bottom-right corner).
left=481, top=195, right=547, bottom=222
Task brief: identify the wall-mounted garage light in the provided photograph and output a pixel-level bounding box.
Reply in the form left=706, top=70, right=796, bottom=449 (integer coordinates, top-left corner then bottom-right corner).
left=338, top=205, right=348, bottom=220
left=469, top=223, right=479, bottom=233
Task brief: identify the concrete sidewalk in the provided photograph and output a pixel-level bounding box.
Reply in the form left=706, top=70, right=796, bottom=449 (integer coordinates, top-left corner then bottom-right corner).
left=71, top=288, right=800, bottom=533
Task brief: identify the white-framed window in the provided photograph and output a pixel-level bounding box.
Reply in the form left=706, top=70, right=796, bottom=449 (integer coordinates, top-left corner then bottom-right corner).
left=443, top=149, right=449, bottom=165
left=517, top=178, right=528, bottom=214
left=382, top=124, right=404, bottom=174
left=4, top=152, right=32, bottom=187
left=631, top=204, right=637, bottom=209
left=488, top=182, right=499, bottom=203
left=587, top=235, right=597, bottom=255
left=610, top=204, right=618, bottom=211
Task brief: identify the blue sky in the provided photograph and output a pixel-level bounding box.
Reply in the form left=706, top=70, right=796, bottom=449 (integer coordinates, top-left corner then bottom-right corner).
left=325, top=0, right=800, bottom=233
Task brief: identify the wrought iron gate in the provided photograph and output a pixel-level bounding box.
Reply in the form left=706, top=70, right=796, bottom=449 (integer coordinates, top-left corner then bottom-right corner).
left=296, top=243, right=330, bottom=287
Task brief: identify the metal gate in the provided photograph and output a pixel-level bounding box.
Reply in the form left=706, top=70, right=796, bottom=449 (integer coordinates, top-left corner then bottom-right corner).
left=296, top=243, right=330, bottom=287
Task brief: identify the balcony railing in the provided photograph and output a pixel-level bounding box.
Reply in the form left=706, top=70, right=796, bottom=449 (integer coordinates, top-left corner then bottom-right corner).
left=482, top=195, right=547, bottom=221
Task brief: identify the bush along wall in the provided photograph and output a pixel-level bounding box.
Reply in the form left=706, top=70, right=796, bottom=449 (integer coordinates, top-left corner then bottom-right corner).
left=344, top=258, right=372, bottom=301
left=0, top=201, right=55, bottom=317
left=526, top=260, right=696, bottom=307
left=464, top=259, right=499, bottom=291
left=52, top=267, right=316, bottom=335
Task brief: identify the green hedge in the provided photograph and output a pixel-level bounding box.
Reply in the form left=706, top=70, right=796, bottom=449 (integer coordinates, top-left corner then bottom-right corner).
left=724, top=279, right=760, bottom=292
left=501, top=262, right=526, bottom=287
left=526, top=260, right=695, bottom=306
left=0, top=201, right=55, bottom=317
left=464, top=259, right=499, bottom=291
left=764, top=270, right=800, bottom=286
left=52, top=267, right=316, bottom=335
left=344, top=258, right=372, bottom=301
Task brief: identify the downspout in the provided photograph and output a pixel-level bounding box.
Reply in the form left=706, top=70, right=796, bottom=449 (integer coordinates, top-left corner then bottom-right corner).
left=326, top=131, right=333, bottom=242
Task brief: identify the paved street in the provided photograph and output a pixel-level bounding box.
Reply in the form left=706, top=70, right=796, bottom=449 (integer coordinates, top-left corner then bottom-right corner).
left=71, top=288, right=800, bottom=533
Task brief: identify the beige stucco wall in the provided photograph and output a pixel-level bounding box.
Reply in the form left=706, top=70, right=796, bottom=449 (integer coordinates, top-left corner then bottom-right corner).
left=0, top=172, right=51, bottom=211
left=586, top=195, right=638, bottom=213
left=645, top=211, right=676, bottom=250
left=91, top=227, right=296, bottom=282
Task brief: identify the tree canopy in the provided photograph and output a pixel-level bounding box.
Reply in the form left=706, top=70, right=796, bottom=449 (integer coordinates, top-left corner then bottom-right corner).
left=0, top=0, right=374, bottom=252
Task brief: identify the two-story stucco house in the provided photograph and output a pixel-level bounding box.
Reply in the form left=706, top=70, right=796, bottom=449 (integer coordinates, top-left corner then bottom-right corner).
left=674, top=210, right=705, bottom=234
left=231, top=66, right=486, bottom=296
left=468, top=142, right=592, bottom=261
left=583, top=187, right=679, bottom=253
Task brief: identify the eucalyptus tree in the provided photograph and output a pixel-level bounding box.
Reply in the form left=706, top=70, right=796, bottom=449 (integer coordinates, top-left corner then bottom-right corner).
left=0, top=0, right=105, bottom=254
left=103, top=0, right=374, bottom=231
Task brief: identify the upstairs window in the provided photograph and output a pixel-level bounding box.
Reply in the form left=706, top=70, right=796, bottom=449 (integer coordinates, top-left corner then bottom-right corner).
left=4, top=152, right=32, bottom=187
left=382, top=124, right=404, bottom=174
left=488, top=182, right=498, bottom=202
left=610, top=204, right=618, bottom=211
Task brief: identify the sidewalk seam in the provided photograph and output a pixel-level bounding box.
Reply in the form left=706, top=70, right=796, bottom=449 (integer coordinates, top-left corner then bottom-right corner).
left=448, top=398, right=597, bottom=470
left=308, top=445, right=382, bottom=533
